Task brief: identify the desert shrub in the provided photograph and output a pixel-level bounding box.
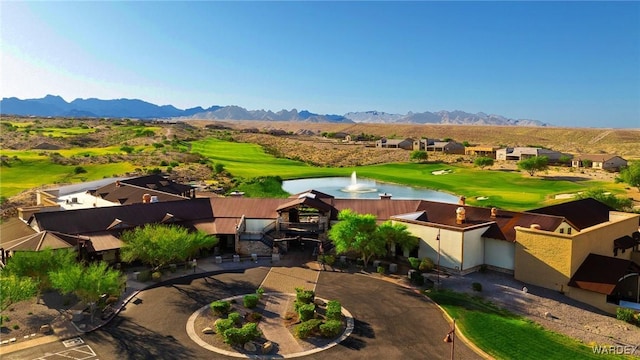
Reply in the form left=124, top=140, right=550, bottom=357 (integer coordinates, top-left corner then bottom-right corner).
left=210, top=300, right=231, bottom=315
left=256, top=287, right=265, bottom=299
left=228, top=312, right=242, bottom=325
left=151, top=271, right=162, bottom=281
left=377, top=265, right=385, bottom=274
left=324, top=255, right=336, bottom=266
left=12, top=324, right=19, bottom=330
left=296, top=319, right=322, bottom=339
left=215, top=318, right=234, bottom=334
left=223, top=322, right=261, bottom=345
left=298, top=303, right=316, bottom=322
left=295, top=287, right=315, bottom=305
left=74, top=166, right=87, bottom=174
left=243, top=294, right=259, bottom=309
left=408, top=257, right=420, bottom=270
left=160, top=160, right=169, bottom=166
left=472, top=282, right=483, bottom=292
left=410, top=270, right=424, bottom=285
left=247, top=312, right=262, bottom=322
left=325, top=300, right=342, bottom=321
left=617, top=308, right=636, bottom=324
left=137, top=270, right=151, bottom=282
left=419, top=258, right=434, bottom=272
left=320, top=319, right=342, bottom=337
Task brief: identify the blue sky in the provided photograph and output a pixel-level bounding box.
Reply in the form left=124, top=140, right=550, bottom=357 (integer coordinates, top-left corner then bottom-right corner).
left=1, top=2, right=638, bottom=128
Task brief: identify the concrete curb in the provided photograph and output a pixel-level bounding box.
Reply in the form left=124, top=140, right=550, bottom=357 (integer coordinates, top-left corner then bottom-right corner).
left=186, top=293, right=355, bottom=359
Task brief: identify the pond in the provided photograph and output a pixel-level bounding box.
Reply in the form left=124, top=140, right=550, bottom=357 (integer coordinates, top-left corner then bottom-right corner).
left=282, top=172, right=459, bottom=203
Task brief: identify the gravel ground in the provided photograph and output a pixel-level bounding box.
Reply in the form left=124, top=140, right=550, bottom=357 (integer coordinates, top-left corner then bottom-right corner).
left=440, top=271, right=640, bottom=351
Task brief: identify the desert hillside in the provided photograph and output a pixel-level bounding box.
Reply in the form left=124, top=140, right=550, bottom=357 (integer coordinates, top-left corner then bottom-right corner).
left=187, top=120, right=640, bottom=159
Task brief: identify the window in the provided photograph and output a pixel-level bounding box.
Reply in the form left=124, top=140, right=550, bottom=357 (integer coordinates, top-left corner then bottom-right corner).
left=559, top=229, right=564, bottom=234
left=567, top=228, right=572, bottom=235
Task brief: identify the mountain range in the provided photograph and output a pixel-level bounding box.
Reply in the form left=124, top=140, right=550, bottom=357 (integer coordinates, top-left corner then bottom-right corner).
left=0, top=95, right=549, bottom=126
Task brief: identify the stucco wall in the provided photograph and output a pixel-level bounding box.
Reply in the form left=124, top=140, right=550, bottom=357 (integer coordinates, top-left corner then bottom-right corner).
left=461, top=227, right=489, bottom=271
left=566, top=287, right=617, bottom=315
left=396, top=222, right=463, bottom=271
left=570, top=214, right=638, bottom=275
left=484, top=238, right=515, bottom=271
left=514, top=228, right=573, bottom=291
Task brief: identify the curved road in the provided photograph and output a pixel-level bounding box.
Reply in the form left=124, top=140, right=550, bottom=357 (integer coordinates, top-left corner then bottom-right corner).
left=78, top=267, right=480, bottom=360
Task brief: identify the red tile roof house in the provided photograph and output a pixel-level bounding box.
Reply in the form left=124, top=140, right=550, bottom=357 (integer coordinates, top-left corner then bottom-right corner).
left=2, top=187, right=639, bottom=314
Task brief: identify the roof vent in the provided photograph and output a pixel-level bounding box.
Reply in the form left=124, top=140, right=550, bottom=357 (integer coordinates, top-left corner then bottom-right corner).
left=230, top=191, right=245, bottom=197
left=456, top=207, right=466, bottom=224
left=459, top=196, right=466, bottom=205
left=150, top=196, right=159, bottom=203
left=379, top=193, right=392, bottom=200
left=490, top=207, right=497, bottom=219
left=530, top=224, right=541, bottom=230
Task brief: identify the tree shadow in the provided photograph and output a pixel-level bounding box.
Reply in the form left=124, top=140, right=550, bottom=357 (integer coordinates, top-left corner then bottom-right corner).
left=339, top=319, right=373, bottom=351
left=91, top=316, right=196, bottom=360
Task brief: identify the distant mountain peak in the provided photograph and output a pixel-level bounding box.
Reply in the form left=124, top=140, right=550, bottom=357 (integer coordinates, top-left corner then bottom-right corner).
left=0, top=95, right=549, bottom=126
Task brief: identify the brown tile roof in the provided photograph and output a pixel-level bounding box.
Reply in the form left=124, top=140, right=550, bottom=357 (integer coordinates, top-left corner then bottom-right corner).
left=333, top=199, right=424, bottom=221
left=568, top=254, right=640, bottom=295
left=86, top=232, right=124, bottom=252
left=121, top=174, right=193, bottom=195
left=1, top=231, right=82, bottom=251
left=95, top=182, right=188, bottom=205
left=209, top=198, right=289, bottom=218
left=529, top=198, right=611, bottom=230
left=0, top=217, right=36, bottom=243
left=574, top=154, right=624, bottom=162
left=30, top=198, right=213, bottom=235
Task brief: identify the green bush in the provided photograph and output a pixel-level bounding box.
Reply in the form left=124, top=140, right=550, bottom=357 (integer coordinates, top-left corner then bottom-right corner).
left=73, top=166, right=87, bottom=174
left=215, top=318, right=234, bottom=334
left=472, top=282, right=482, bottom=292
left=408, top=257, right=420, bottom=270
left=151, top=271, right=162, bottom=281
left=377, top=265, right=385, bottom=274
left=243, top=294, right=259, bottom=309
left=295, top=287, right=315, bottom=305
left=320, top=319, right=342, bottom=337
left=617, top=307, right=636, bottom=324
left=325, top=300, right=342, bottom=321
left=324, top=255, right=336, bottom=266
left=296, top=319, right=322, bottom=339
left=298, top=303, right=316, bottom=322
left=210, top=300, right=231, bottom=315
left=419, top=258, right=434, bottom=272
left=228, top=311, right=242, bottom=325
left=223, top=322, right=261, bottom=345
left=256, top=287, right=265, bottom=299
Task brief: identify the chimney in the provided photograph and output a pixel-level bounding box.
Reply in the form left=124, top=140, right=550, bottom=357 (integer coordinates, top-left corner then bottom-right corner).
left=490, top=207, right=497, bottom=219
left=142, top=193, right=151, bottom=203
left=530, top=224, right=541, bottom=230
left=379, top=192, right=392, bottom=200
left=459, top=196, right=466, bottom=205
left=116, top=180, right=121, bottom=187
left=456, top=207, right=466, bottom=224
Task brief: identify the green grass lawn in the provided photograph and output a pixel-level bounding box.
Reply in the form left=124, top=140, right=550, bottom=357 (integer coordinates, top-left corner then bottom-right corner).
left=427, top=290, right=632, bottom=360
left=0, top=137, right=626, bottom=208
left=190, top=138, right=623, bottom=210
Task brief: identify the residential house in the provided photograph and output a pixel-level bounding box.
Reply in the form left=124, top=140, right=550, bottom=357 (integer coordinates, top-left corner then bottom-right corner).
left=425, top=140, right=465, bottom=155
left=571, top=154, right=628, bottom=172
left=465, top=146, right=500, bottom=159
left=376, top=138, right=415, bottom=150
left=496, top=147, right=569, bottom=163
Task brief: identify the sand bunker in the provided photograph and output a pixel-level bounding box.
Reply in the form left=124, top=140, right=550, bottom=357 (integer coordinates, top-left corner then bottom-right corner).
left=431, top=169, right=452, bottom=175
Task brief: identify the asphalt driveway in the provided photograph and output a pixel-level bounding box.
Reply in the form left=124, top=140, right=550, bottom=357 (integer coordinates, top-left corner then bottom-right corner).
left=76, top=267, right=480, bottom=360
